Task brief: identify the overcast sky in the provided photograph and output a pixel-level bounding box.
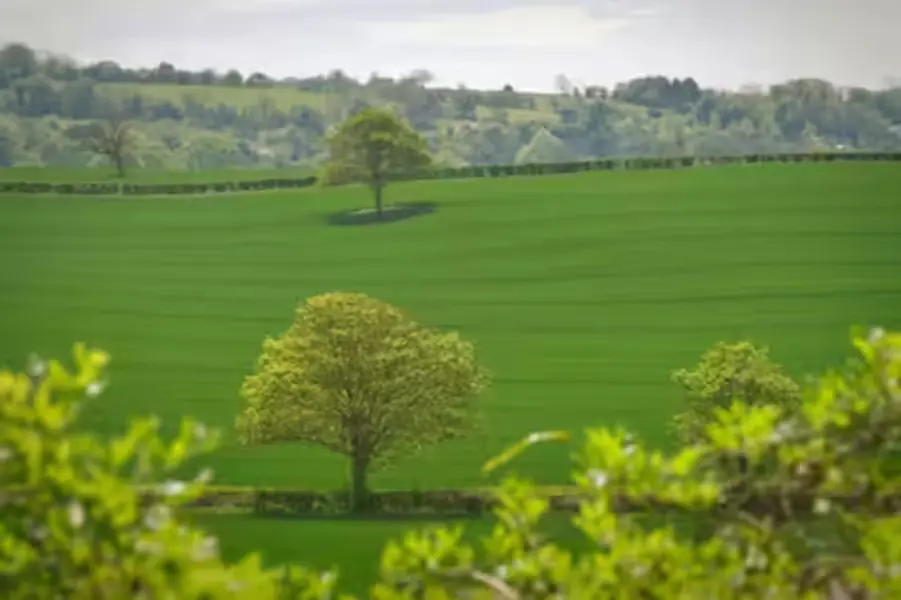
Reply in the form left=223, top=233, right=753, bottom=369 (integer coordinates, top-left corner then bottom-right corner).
left=1, top=0, right=898, bottom=92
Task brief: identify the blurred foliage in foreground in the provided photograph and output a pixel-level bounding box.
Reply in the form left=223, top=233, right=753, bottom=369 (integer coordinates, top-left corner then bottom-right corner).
left=3, top=327, right=901, bottom=598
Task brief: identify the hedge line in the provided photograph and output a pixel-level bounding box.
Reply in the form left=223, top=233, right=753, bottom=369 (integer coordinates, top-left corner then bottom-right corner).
left=2, top=151, right=900, bottom=196
left=7, top=482, right=888, bottom=518
left=406, top=150, right=901, bottom=182
left=149, top=484, right=901, bottom=520
left=0, top=175, right=318, bottom=196
left=137, top=485, right=580, bottom=517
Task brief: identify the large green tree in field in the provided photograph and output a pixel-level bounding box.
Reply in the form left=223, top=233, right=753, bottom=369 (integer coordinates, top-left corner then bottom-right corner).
left=323, top=108, right=432, bottom=218
left=236, top=292, right=488, bottom=513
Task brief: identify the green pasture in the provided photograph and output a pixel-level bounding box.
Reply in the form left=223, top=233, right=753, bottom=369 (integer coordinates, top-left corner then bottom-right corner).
left=474, top=105, right=560, bottom=124
left=98, top=82, right=335, bottom=111
left=1, top=163, right=900, bottom=493
left=189, top=512, right=589, bottom=596
left=3, top=162, right=900, bottom=594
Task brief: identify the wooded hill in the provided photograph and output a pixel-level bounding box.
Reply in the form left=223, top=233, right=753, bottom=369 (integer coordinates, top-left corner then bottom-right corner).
left=1, top=42, right=900, bottom=171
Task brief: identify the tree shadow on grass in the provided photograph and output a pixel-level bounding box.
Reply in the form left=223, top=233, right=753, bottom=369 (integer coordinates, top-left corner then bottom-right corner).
left=325, top=202, right=437, bottom=227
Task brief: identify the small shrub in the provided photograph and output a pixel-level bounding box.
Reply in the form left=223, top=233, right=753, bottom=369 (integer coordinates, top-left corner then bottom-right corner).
left=671, top=340, right=802, bottom=444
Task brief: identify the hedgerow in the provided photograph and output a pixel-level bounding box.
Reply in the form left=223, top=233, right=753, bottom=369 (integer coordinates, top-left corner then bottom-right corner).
left=2, top=151, right=899, bottom=195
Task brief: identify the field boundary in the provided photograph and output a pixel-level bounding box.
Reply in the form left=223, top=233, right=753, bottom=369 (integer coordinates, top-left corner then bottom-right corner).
left=160, top=485, right=578, bottom=518
left=135, top=484, right=901, bottom=520
left=0, top=175, right=319, bottom=196
left=2, top=151, right=900, bottom=196
left=407, top=150, right=901, bottom=184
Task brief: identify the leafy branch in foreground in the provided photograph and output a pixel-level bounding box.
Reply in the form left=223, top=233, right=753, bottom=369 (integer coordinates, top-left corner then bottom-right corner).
left=0, top=344, right=338, bottom=599
left=4, top=326, right=901, bottom=599
left=375, top=327, right=901, bottom=599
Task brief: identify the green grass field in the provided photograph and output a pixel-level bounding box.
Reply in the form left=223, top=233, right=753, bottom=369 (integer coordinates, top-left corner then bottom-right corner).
left=474, top=105, right=560, bottom=124
left=188, top=512, right=590, bottom=596
left=99, top=82, right=335, bottom=111
left=2, top=162, right=900, bottom=592
left=2, top=163, right=900, bottom=489
left=0, top=165, right=312, bottom=184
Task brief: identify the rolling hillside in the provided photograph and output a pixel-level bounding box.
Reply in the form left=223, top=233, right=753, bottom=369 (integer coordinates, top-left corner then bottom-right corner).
left=3, top=163, right=900, bottom=490
left=98, top=82, right=337, bottom=112
left=2, top=162, right=901, bottom=592
left=3, top=39, right=901, bottom=171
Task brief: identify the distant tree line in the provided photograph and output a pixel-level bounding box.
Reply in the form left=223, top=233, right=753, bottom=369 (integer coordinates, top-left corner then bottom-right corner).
left=1, top=41, right=900, bottom=171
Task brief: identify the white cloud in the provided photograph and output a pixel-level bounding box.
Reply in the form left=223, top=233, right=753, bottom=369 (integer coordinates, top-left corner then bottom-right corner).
left=1, top=0, right=897, bottom=91
left=626, top=6, right=661, bottom=17
left=367, top=5, right=629, bottom=49
left=204, top=0, right=322, bottom=13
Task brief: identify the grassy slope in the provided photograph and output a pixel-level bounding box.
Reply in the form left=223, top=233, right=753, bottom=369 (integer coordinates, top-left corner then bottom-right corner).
left=2, top=164, right=900, bottom=493
left=474, top=105, right=559, bottom=124
left=189, top=512, right=587, bottom=596
left=3, top=163, right=900, bottom=594
left=189, top=514, right=421, bottom=595
left=99, top=82, right=335, bottom=111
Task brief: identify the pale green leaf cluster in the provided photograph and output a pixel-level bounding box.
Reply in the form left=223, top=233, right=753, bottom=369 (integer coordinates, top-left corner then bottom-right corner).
left=5, top=326, right=901, bottom=599
left=236, top=292, right=489, bottom=469
left=0, top=344, right=341, bottom=599
left=373, top=328, right=901, bottom=599
left=671, top=340, right=802, bottom=443
left=323, top=108, right=432, bottom=187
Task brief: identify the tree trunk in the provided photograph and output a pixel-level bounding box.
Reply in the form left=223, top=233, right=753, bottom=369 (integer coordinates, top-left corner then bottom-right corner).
left=349, top=454, right=370, bottom=514
left=373, top=183, right=383, bottom=219
left=114, top=154, right=125, bottom=178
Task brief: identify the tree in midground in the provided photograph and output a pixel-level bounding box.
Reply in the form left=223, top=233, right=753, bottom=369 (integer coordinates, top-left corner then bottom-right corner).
left=236, top=292, right=488, bottom=513
left=323, top=108, right=432, bottom=218
left=77, top=112, right=134, bottom=177
left=671, top=340, right=801, bottom=444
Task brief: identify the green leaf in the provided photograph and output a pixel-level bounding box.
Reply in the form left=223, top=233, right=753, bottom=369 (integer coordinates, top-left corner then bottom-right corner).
left=482, top=431, right=571, bottom=475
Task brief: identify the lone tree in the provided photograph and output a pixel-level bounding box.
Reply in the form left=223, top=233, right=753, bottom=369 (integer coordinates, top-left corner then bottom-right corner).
left=236, top=292, right=488, bottom=512
left=323, top=108, right=432, bottom=218
left=79, top=113, right=134, bottom=177
left=671, top=340, right=801, bottom=444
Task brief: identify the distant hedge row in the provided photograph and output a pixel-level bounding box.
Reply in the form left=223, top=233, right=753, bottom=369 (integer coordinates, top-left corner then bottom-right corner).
left=2, top=151, right=900, bottom=196
left=151, top=483, right=894, bottom=518
left=408, top=150, right=901, bottom=182
left=0, top=175, right=318, bottom=196
left=140, top=486, right=581, bottom=517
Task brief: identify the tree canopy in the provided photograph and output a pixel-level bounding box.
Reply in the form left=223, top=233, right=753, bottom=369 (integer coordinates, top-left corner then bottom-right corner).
left=323, top=108, right=432, bottom=216
left=671, top=340, right=802, bottom=443
left=236, top=292, right=488, bottom=512
left=68, top=113, right=134, bottom=176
